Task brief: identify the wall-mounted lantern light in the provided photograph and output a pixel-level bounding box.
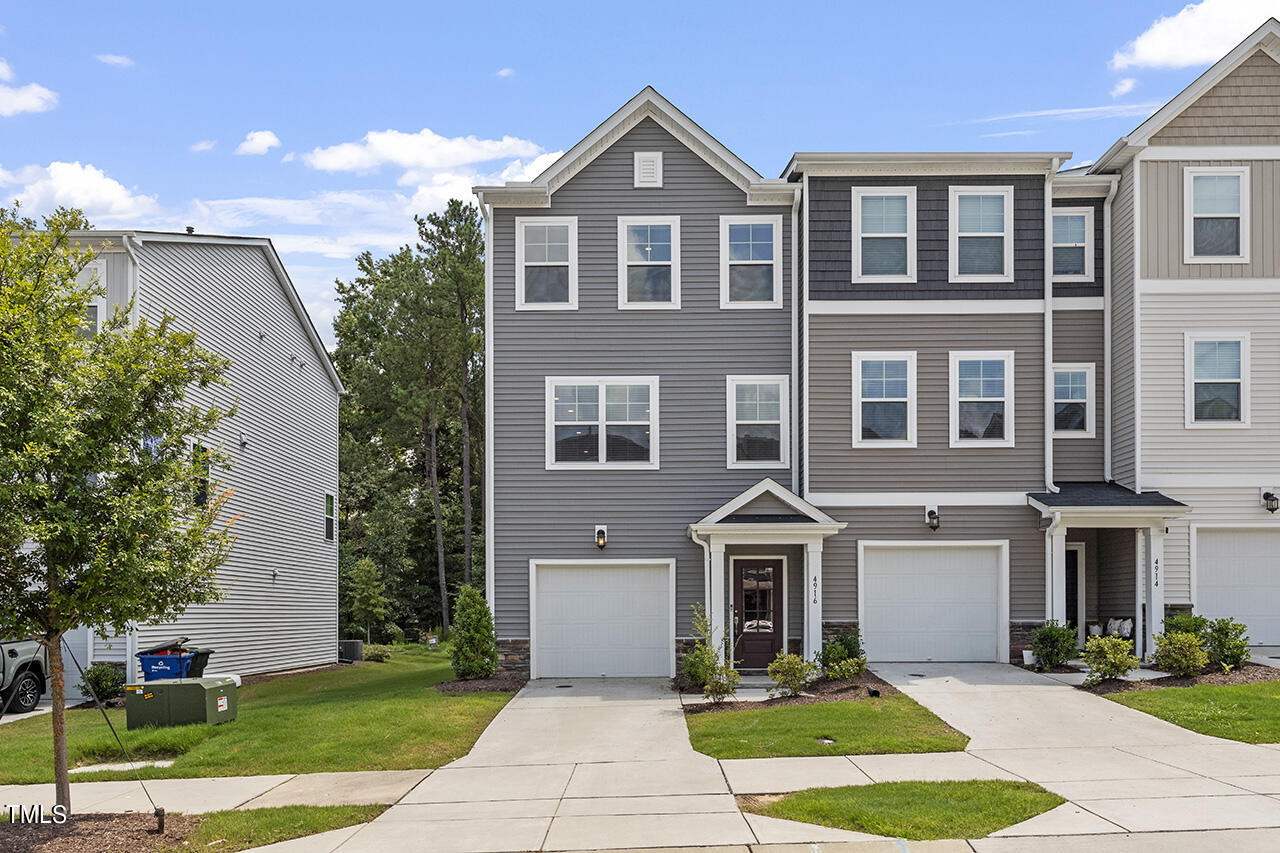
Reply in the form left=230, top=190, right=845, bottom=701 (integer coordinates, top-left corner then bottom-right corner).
left=239, top=431, right=249, bottom=449
left=924, top=506, right=941, bottom=531
left=594, top=525, right=608, bottom=549
left=1263, top=490, right=1279, bottom=514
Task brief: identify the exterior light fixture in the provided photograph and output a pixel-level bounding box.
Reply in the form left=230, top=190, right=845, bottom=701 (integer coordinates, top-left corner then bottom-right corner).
left=924, top=506, right=941, bottom=531
left=238, top=431, right=249, bottom=448
left=1264, top=491, right=1279, bottom=514
left=594, top=525, right=608, bottom=549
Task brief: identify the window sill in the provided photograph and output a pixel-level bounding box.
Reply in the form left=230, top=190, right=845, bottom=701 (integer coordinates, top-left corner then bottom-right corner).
left=516, top=303, right=578, bottom=311
left=1184, top=421, right=1251, bottom=430
left=1053, top=430, right=1097, bottom=440
left=948, top=274, right=1016, bottom=285
left=852, top=275, right=917, bottom=285
left=617, top=302, right=682, bottom=310
left=1183, top=255, right=1250, bottom=265
left=851, top=440, right=917, bottom=449
left=1052, top=275, right=1094, bottom=284
left=720, top=300, right=784, bottom=310
left=727, top=459, right=789, bottom=470
left=949, top=438, right=1015, bottom=449
left=545, top=462, right=661, bottom=471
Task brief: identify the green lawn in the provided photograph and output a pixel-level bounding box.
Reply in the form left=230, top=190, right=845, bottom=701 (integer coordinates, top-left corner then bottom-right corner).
left=182, top=805, right=386, bottom=851
left=0, top=646, right=513, bottom=784
left=746, top=781, right=1064, bottom=840
left=686, top=695, right=969, bottom=759
left=1107, top=681, right=1280, bottom=743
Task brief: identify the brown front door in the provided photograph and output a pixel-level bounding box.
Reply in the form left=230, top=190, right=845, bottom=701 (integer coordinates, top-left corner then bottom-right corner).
left=734, top=559, right=783, bottom=669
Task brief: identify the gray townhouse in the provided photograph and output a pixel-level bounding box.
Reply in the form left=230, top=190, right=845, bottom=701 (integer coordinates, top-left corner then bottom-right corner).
left=62, top=230, right=343, bottom=684
left=475, top=19, right=1280, bottom=677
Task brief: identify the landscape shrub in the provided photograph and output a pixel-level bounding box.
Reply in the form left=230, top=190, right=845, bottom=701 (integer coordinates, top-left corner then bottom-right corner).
left=1203, top=617, right=1250, bottom=672
left=703, top=659, right=742, bottom=704
left=818, top=629, right=864, bottom=673
left=681, top=603, right=720, bottom=689
left=1152, top=631, right=1208, bottom=678
left=1029, top=620, right=1078, bottom=671
left=767, top=651, right=820, bottom=698
left=450, top=585, right=499, bottom=679
left=1081, top=636, right=1139, bottom=686
left=1164, top=611, right=1209, bottom=639
left=362, top=644, right=392, bottom=662
left=824, top=655, right=867, bottom=682
left=77, top=662, right=125, bottom=701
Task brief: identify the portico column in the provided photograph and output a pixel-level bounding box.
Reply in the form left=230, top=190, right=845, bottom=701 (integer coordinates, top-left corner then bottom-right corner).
left=1144, top=526, right=1165, bottom=661
left=1050, top=528, right=1068, bottom=625
left=804, top=542, right=823, bottom=661
left=709, top=541, right=727, bottom=663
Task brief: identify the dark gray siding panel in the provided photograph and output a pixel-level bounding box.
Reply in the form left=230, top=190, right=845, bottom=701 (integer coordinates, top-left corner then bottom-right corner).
left=1097, top=528, right=1136, bottom=616
left=809, top=313, right=1045, bottom=492
left=808, top=175, right=1045, bottom=300
left=491, top=118, right=793, bottom=638
left=1053, top=309, right=1105, bottom=481
left=1110, top=163, right=1137, bottom=489
left=818, top=505, right=1045, bottom=623
left=1051, top=197, right=1105, bottom=298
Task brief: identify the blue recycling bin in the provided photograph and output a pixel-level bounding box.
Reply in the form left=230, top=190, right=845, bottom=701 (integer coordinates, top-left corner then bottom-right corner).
left=137, top=652, right=195, bottom=681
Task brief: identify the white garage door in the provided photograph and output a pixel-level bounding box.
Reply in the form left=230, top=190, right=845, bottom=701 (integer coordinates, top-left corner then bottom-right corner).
left=860, top=544, right=1003, bottom=662
left=1197, top=529, right=1280, bottom=645
left=533, top=562, right=672, bottom=678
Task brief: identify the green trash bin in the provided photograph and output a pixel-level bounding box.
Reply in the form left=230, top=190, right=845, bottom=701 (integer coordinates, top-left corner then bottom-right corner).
left=125, top=677, right=238, bottom=730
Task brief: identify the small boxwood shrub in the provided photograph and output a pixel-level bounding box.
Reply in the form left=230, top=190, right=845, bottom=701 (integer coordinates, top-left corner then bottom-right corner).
left=1152, top=630, right=1208, bottom=677
left=1081, top=635, right=1139, bottom=686
left=824, top=655, right=867, bottom=681
left=77, top=662, right=125, bottom=701
left=1203, top=617, right=1250, bottom=672
left=1030, top=620, right=1078, bottom=671
left=450, top=584, right=499, bottom=679
left=1164, top=611, right=1209, bottom=639
left=363, top=644, right=392, bottom=662
left=818, top=628, right=864, bottom=676
left=767, top=651, right=819, bottom=698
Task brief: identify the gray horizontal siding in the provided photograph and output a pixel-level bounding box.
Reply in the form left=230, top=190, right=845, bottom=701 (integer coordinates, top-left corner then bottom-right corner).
left=1053, top=309, right=1105, bottom=481
left=808, top=175, right=1045, bottom=300
left=1110, top=163, right=1137, bottom=490
left=808, top=313, right=1045, bottom=492
left=1051, top=197, right=1104, bottom=298
left=1097, top=528, right=1136, bottom=617
left=491, top=118, right=793, bottom=638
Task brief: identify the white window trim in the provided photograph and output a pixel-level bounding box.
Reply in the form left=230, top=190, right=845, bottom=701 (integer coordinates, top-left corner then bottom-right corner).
left=77, top=259, right=109, bottom=332
left=719, top=214, right=783, bottom=309
left=545, top=376, right=661, bottom=470
left=617, top=215, right=681, bottom=310
left=725, top=374, right=790, bottom=469
left=634, top=151, right=663, bottom=188
left=1052, top=206, right=1094, bottom=283
left=515, top=216, right=578, bottom=311
left=851, top=186, right=917, bottom=284
left=1052, top=362, right=1096, bottom=439
left=851, top=351, right=917, bottom=449
left=1183, top=166, right=1250, bottom=265
left=1184, top=332, right=1251, bottom=429
left=949, top=350, right=1016, bottom=448
left=948, top=186, right=1015, bottom=284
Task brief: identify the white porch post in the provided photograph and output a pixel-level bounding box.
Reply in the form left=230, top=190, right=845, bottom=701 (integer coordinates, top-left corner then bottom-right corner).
left=1050, top=528, right=1068, bottom=625
left=709, top=540, right=727, bottom=663
left=1144, top=526, right=1165, bottom=661
left=1134, top=532, right=1146, bottom=659
left=804, top=542, right=823, bottom=661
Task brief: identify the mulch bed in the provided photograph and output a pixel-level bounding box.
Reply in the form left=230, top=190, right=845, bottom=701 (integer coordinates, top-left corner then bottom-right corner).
left=1016, top=663, right=1078, bottom=674
left=682, top=674, right=900, bottom=714
left=1083, top=662, right=1280, bottom=695
left=2, top=812, right=199, bottom=853
left=435, top=673, right=528, bottom=693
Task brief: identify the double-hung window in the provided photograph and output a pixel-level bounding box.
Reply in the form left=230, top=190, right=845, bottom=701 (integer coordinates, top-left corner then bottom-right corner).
left=515, top=217, right=578, bottom=309
left=1185, top=334, right=1250, bottom=427
left=950, top=351, right=1015, bottom=447
left=546, top=377, right=660, bottom=469
left=949, top=186, right=1014, bottom=282
left=851, top=352, right=916, bottom=448
left=325, top=494, right=335, bottom=541
left=720, top=215, right=782, bottom=308
left=726, top=375, right=789, bottom=468
left=618, top=216, right=680, bottom=308
left=1053, top=363, right=1095, bottom=438
left=852, top=187, right=916, bottom=282
left=1052, top=207, right=1094, bottom=281
left=1184, top=167, right=1250, bottom=263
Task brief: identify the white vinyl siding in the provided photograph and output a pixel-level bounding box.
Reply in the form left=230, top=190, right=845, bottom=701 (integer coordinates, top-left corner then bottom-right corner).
left=76, top=259, right=109, bottom=336
left=851, top=351, right=917, bottom=448
left=852, top=187, right=916, bottom=283
left=1053, top=363, right=1096, bottom=438
left=949, top=351, right=1015, bottom=448
left=949, top=186, right=1014, bottom=283
left=726, top=375, right=790, bottom=469
left=515, top=217, right=578, bottom=310
left=545, top=376, right=660, bottom=470
left=1184, top=333, right=1250, bottom=428
left=1052, top=207, right=1094, bottom=282
left=617, top=216, right=681, bottom=309
left=719, top=215, right=783, bottom=308
left=1183, top=166, right=1250, bottom=264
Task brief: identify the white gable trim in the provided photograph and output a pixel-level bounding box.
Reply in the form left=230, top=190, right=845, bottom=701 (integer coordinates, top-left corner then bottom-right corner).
left=696, top=478, right=841, bottom=526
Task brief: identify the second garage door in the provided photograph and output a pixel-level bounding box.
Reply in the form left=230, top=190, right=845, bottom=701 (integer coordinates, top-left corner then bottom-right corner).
left=533, top=561, right=673, bottom=678
left=860, top=543, right=1005, bottom=662
left=1197, top=529, right=1280, bottom=645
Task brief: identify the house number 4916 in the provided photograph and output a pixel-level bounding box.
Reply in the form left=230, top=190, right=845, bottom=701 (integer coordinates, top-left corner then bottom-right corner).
left=811, top=576, right=819, bottom=605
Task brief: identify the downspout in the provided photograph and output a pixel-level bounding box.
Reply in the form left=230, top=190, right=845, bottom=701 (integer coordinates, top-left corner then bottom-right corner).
left=1043, top=160, right=1060, bottom=494
left=790, top=188, right=801, bottom=494
left=121, top=232, right=143, bottom=679
left=689, top=525, right=711, bottom=635
left=121, top=233, right=141, bottom=325
left=1102, top=178, right=1118, bottom=482
left=477, top=193, right=496, bottom=615
left=1044, top=510, right=1064, bottom=621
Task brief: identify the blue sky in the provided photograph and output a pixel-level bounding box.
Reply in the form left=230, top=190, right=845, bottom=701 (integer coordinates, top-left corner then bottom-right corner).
left=1, top=0, right=1275, bottom=343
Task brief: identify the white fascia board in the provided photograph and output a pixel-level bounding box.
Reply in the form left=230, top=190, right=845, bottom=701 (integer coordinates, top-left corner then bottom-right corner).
left=782, top=151, right=1071, bottom=179
left=806, top=491, right=1029, bottom=507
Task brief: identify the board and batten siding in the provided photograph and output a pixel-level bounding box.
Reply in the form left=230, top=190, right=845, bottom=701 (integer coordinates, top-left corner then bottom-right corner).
left=1053, top=309, right=1105, bottom=481
left=807, top=175, right=1045, bottom=301
left=1150, top=51, right=1280, bottom=146
left=807, top=314, right=1045, bottom=493
left=1109, top=163, right=1138, bottom=490
left=1141, top=159, right=1280, bottom=279
left=1051, top=197, right=1105, bottom=298
left=135, top=240, right=339, bottom=676
left=490, top=118, right=792, bottom=639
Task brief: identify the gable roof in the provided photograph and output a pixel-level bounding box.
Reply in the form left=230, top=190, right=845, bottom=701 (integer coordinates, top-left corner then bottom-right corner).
left=474, top=87, right=798, bottom=208
left=694, top=478, right=841, bottom=526
left=1092, top=17, right=1280, bottom=172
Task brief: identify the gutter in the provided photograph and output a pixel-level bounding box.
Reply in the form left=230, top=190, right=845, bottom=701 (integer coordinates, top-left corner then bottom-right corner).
left=1043, top=159, right=1060, bottom=494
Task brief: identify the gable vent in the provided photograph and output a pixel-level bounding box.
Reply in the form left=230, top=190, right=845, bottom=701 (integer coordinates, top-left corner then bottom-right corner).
left=634, top=152, right=663, bottom=188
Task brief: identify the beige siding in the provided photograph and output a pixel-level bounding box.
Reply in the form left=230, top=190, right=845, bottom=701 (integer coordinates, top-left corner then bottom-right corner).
left=1150, top=51, right=1280, bottom=146
left=1053, top=309, right=1105, bottom=480
left=808, top=314, right=1044, bottom=492
left=1110, top=162, right=1137, bottom=489
left=1141, top=159, right=1280, bottom=279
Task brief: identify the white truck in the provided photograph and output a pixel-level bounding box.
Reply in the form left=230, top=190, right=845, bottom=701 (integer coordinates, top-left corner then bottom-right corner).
left=1, top=638, right=47, bottom=714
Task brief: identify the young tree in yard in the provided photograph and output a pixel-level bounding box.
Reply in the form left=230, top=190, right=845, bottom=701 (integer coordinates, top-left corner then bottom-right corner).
left=348, top=557, right=390, bottom=642
left=0, top=206, right=235, bottom=810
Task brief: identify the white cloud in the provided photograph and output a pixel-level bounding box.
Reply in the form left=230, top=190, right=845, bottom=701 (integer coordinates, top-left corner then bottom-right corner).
left=235, top=130, right=281, bottom=155
left=303, top=127, right=541, bottom=175
left=1, top=161, right=157, bottom=220
left=0, top=58, right=57, bottom=117
left=94, top=54, right=134, bottom=67
left=189, top=139, right=216, bottom=153
left=0, top=59, right=12, bottom=82
left=1112, top=0, right=1276, bottom=70
left=980, top=129, right=1038, bottom=138
left=960, top=102, right=1163, bottom=124
left=281, top=151, right=296, bottom=163
left=496, top=67, right=515, bottom=78
left=1111, top=77, right=1137, bottom=98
